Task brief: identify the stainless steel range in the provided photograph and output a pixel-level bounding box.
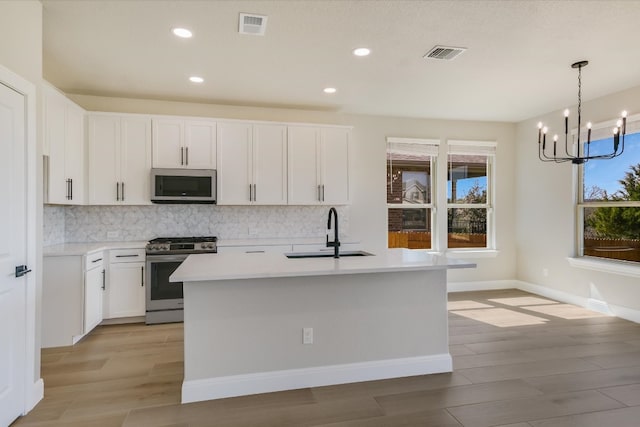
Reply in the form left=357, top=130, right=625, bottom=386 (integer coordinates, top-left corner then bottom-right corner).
left=145, top=236, right=217, bottom=324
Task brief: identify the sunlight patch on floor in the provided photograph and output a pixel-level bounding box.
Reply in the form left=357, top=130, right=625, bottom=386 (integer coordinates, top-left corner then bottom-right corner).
left=488, top=297, right=558, bottom=306
left=451, top=308, right=549, bottom=327
left=447, top=300, right=494, bottom=310
left=521, top=304, right=609, bottom=320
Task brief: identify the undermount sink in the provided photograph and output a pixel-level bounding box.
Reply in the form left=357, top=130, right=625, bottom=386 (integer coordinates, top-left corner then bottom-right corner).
left=285, top=251, right=374, bottom=259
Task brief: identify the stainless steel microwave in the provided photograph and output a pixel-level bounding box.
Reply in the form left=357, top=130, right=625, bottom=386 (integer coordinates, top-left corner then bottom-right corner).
left=150, top=168, right=217, bottom=204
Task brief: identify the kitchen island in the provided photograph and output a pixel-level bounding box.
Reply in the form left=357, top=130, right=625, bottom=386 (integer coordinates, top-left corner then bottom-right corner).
left=171, top=248, right=475, bottom=403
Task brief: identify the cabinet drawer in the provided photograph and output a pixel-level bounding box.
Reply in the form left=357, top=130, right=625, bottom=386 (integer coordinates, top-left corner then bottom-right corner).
left=109, top=248, right=146, bottom=263
left=85, top=251, right=104, bottom=269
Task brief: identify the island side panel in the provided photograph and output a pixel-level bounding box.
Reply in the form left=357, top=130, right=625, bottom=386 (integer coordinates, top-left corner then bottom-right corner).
left=182, top=269, right=449, bottom=401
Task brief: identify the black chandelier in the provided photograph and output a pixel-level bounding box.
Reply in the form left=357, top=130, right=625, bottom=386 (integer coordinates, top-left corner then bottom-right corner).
left=538, top=60, right=628, bottom=165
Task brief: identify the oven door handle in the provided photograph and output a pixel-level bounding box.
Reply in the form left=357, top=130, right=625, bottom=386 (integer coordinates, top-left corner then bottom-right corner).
left=146, top=255, right=190, bottom=263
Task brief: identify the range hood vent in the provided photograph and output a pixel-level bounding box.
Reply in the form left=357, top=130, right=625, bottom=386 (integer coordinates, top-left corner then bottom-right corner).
left=424, top=45, right=466, bottom=61
left=239, top=13, right=268, bottom=36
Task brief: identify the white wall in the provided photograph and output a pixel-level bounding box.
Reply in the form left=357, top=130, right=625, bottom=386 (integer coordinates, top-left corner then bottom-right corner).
left=515, top=84, right=640, bottom=313
left=69, top=94, right=518, bottom=282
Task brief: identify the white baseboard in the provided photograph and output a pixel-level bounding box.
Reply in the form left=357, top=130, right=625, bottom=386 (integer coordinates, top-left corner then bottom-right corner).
left=515, top=280, right=640, bottom=324
left=25, top=378, right=43, bottom=414
left=181, top=353, right=452, bottom=404
left=447, top=279, right=640, bottom=324
left=448, top=279, right=517, bottom=293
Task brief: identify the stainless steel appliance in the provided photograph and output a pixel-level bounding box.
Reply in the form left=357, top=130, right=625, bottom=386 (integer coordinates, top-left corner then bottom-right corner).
left=145, top=236, right=217, bottom=324
left=150, top=168, right=217, bottom=204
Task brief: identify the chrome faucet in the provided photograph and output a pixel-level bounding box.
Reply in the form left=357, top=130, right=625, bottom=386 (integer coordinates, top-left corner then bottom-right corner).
left=326, top=207, right=341, bottom=258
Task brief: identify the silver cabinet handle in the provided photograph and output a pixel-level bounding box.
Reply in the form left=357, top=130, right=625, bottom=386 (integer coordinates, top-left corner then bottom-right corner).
left=70, top=179, right=73, bottom=200
left=141, top=266, right=144, bottom=287
left=181, top=147, right=184, bottom=165
left=249, top=184, right=253, bottom=201
left=116, top=182, right=120, bottom=201
left=101, top=269, right=106, bottom=290
left=185, top=147, right=189, bottom=165
left=318, top=185, right=321, bottom=202
left=253, top=184, right=257, bottom=202
left=322, top=185, right=325, bottom=202
left=92, top=258, right=103, bottom=263
left=115, top=254, right=138, bottom=258
left=121, top=182, right=125, bottom=201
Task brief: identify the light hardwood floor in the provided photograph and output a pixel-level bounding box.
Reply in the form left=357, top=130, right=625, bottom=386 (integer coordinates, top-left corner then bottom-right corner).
left=13, top=289, right=640, bottom=427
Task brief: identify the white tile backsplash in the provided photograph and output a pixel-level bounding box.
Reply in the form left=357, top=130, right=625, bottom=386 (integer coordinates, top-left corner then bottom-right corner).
left=43, top=206, right=65, bottom=246
left=45, top=205, right=349, bottom=243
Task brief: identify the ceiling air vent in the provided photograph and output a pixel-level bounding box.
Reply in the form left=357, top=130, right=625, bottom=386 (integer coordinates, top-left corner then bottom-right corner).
left=239, top=13, right=268, bottom=36
left=423, top=45, right=466, bottom=61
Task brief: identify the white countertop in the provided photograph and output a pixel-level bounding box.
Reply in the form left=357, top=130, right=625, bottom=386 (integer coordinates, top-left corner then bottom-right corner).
left=171, top=248, right=475, bottom=282
left=217, top=237, right=359, bottom=247
left=43, top=241, right=147, bottom=256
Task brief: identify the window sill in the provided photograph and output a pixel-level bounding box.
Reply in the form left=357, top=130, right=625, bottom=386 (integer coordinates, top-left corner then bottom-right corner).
left=567, top=256, right=640, bottom=278
left=444, top=249, right=499, bottom=259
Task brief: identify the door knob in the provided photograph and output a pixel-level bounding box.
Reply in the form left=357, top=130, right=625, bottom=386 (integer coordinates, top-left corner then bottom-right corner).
left=15, top=265, right=32, bottom=278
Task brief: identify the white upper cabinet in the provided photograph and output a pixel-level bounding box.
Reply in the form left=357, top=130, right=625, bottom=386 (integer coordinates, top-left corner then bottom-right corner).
left=287, top=125, right=350, bottom=205
left=152, top=118, right=216, bottom=169
left=88, top=113, right=152, bottom=205
left=217, top=122, right=287, bottom=205
left=43, top=84, right=85, bottom=204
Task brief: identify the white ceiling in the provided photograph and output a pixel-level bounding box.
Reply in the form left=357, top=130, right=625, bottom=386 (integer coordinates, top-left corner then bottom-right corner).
left=42, top=0, right=640, bottom=122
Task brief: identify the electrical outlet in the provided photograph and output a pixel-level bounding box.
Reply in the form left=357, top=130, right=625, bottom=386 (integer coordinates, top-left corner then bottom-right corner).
left=106, top=231, right=119, bottom=239
left=302, top=327, right=313, bottom=344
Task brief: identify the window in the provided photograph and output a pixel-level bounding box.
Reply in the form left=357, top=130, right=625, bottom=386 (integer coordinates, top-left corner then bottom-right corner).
left=386, top=137, right=496, bottom=251
left=387, top=138, right=438, bottom=249
left=578, top=118, right=640, bottom=264
left=447, top=140, right=495, bottom=249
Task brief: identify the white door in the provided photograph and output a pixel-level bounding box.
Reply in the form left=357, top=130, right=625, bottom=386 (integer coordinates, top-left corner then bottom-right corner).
left=253, top=124, right=287, bottom=205
left=107, top=262, right=145, bottom=318
left=0, top=82, right=27, bottom=426
left=88, top=115, right=120, bottom=204
left=217, top=122, right=252, bottom=204
left=288, top=126, right=320, bottom=205
left=84, top=265, right=104, bottom=333
left=120, top=117, right=152, bottom=204
left=184, top=120, right=216, bottom=169
left=321, top=127, right=350, bottom=204
left=152, top=119, right=184, bottom=168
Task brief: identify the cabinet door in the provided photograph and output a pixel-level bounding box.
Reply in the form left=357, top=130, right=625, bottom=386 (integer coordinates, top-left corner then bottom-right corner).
left=65, top=104, right=85, bottom=204
left=185, top=120, right=216, bottom=169
left=321, top=128, right=350, bottom=204
left=152, top=119, right=184, bottom=168
left=217, top=122, right=252, bottom=204
left=253, top=124, right=287, bottom=205
left=44, top=90, right=68, bottom=204
left=84, top=266, right=104, bottom=333
left=288, top=126, right=320, bottom=205
left=120, top=117, right=152, bottom=204
left=106, top=262, right=145, bottom=318
left=88, top=115, right=120, bottom=204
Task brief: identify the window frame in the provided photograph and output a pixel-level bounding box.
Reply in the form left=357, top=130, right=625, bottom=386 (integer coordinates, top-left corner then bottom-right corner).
left=445, top=140, right=497, bottom=252
left=575, top=114, right=640, bottom=267
left=385, top=137, right=498, bottom=253
left=386, top=137, right=439, bottom=249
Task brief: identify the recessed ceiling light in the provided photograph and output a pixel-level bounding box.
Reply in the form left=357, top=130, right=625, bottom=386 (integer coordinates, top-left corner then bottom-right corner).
left=189, top=76, right=204, bottom=83
left=323, top=87, right=337, bottom=94
left=353, top=47, right=371, bottom=57
left=172, top=28, right=193, bottom=38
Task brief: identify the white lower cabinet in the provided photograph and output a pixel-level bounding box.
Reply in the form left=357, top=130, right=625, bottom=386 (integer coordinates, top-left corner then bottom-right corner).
left=104, top=249, right=146, bottom=319
left=42, top=251, right=105, bottom=348
left=84, top=254, right=105, bottom=333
